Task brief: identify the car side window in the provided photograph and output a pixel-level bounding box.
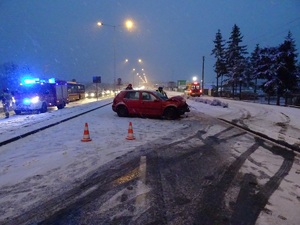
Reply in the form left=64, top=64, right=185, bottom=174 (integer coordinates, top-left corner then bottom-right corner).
left=142, top=92, right=157, bottom=101
left=142, top=92, right=151, bottom=100
left=125, top=91, right=139, bottom=100
left=149, top=93, right=158, bottom=101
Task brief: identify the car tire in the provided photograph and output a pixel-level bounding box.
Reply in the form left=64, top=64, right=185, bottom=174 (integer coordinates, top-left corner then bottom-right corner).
left=40, top=103, right=48, bottom=113
left=117, top=105, right=129, bottom=117
left=57, top=101, right=65, bottom=109
left=163, top=107, right=178, bottom=120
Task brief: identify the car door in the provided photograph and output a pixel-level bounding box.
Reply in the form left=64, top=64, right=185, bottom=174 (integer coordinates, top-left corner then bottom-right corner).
left=122, top=91, right=141, bottom=115
left=139, top=91, right=163, bottom=116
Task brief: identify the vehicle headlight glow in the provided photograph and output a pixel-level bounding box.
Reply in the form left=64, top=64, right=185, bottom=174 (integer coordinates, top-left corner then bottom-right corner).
left=31, top=96, right=39, bottom=103
left=91, top=93, right=95, bottom=97
left=23, top=96, right=39, bottom=105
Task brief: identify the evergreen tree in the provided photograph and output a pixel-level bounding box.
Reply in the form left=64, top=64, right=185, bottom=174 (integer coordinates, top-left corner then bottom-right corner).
left=226, top=24, right=248, bottom=98
left=257, top=46, right=281, bottom=103
left=211, top=29, right=227, bottom=96
left=277, top=31, right=298, bottom=105
left=249, top=44, right=261, bottom=94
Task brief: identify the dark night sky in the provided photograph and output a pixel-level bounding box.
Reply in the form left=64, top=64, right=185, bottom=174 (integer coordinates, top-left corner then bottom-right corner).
left=0, top=0, right=299, bottom=87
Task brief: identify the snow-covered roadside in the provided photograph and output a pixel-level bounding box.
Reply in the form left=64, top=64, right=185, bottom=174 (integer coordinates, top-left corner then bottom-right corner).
left=184, top=95, right=300, bottom=225
left=186, top=95, right=300, bottom=149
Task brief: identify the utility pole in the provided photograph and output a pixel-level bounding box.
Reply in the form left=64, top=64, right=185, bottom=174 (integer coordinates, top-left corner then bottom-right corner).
left=202, top=56, right=205, bottom=92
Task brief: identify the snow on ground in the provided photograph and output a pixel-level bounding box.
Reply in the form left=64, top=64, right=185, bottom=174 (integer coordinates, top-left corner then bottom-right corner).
left=0, top=92, right=299, bottom=224
left=188, top=96, right=300, bottom=147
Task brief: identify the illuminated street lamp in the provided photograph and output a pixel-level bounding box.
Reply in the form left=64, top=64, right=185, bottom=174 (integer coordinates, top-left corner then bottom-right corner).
left=124, top=58, right=143, bottom=87
left=125, top=20, right=134, bottom=30
left=97, top=19, right=134, bottom=91
left=192, top=76, right=197, bottom=82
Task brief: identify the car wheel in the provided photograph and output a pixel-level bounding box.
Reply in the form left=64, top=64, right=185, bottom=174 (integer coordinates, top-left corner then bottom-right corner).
left=163, top=107, right=178, bottom=120
left=40, top=103, right=48, bottom=113
left=117, top=105, right=129, bottom=117
left=57, top=102, right=65, bottom=109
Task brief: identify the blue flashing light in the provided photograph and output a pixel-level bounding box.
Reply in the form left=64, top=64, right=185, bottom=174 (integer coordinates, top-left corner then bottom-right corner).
left=20, top=76, right=59, bottom=86
left=48, top=78, right=56, bottom=83
left=23, top=98, right=31, bottom=105
left=22, top=77, right=40, bottom=85
left=24, top=79, right=34, bottom=84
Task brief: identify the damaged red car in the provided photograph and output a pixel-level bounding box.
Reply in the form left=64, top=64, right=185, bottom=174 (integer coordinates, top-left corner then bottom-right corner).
left=112, top=90, right=190, bottom=120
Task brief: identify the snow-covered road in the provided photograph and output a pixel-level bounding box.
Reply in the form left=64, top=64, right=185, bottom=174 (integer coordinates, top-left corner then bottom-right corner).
left=0, top=92, right=299, bottom=224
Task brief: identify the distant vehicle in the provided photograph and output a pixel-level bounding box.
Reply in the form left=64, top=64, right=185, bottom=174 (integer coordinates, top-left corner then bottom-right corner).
left=185, top=82, right=202, bottom=97
left=85, top=89, right=102, bottom=98
left=67, top=82, right=85, bottom=102
left=13, top=77, right=68, bottom=114
left=112, top=90, right=190, bottom=120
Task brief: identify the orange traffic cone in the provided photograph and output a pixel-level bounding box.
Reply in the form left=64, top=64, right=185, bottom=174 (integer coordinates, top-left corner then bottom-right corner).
left=81, top=122, right=92, bottom=142
left=126, top=122, right=135, bottom=140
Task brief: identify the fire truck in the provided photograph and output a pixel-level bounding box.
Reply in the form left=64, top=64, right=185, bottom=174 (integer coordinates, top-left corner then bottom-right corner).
left=185, top=82, right=202, bottom=97
left=13, top=77, right=68, bottom=114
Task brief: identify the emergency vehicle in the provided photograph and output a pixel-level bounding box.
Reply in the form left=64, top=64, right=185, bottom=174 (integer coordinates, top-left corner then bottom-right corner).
left=185, top=82, right=202, bottom=97
left=13, top=77, right=68, bottom=114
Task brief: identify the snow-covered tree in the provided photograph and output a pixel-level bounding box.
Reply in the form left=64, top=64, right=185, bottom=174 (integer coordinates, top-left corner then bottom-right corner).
left=226, top=24, right=248, bottom=98
left=249, top=44, right=261, bottom=94
left=256, top=46, right=279, bottom=103
left=277, top=31, right=298, bottom=105
left=211, top=29, right=227, bottom=96
left=256, top=32, right=298, bottom=105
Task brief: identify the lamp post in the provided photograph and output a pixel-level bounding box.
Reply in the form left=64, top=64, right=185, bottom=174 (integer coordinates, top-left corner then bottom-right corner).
left=97, top=20, right=134, bottom=92
left=132, top=68, right=136, bottom=86
left=202, top=56, right=205, bottom=93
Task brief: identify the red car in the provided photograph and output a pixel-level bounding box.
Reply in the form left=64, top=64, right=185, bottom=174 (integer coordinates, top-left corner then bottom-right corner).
left=112, top=90, right=190, bottom=120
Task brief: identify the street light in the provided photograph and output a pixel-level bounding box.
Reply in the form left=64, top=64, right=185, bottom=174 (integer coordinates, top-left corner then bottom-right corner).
left=97, top=19, right=134, bottom=92
left=124, top=58, right=143, bottom=87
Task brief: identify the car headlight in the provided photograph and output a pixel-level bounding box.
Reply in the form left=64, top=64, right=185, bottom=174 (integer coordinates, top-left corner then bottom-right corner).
left=31, top=96, right=39, bottom=104
left=23, top=96, right=39, bottom=105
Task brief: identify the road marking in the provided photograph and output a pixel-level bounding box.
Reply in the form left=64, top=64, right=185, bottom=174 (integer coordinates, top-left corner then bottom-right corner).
left=134, top=156, right=149, bottom=217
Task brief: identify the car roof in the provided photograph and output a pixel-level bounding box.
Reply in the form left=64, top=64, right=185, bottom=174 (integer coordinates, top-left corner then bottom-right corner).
left=121, top=89, right=157, bottom=94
